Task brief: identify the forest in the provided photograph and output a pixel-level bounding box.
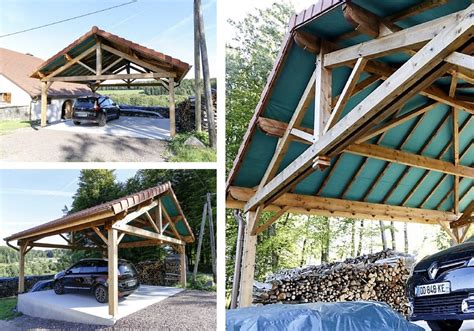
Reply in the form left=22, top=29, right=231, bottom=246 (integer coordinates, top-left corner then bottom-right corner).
left=1, top=169, right=216, bottom=278
left=224, top=2, right=464, bottom=302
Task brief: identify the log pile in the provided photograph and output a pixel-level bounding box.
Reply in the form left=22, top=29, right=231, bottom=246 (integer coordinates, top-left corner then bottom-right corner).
left=176, top=90, right=217, bottom=133
left=134, top=255, right=182, bottom=286
left=253, top=250, right=414, bottom=316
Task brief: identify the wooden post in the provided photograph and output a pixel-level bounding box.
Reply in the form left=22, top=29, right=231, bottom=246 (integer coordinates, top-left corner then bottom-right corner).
left=193, top=202, right=207, bottom=282
left=169, top=77, right=176, bottom=137
left=230, top=210, right=245, bottom=309
left=40, top=81, right=48, bottom=127
left=18, top=244, right=26, bottom=293
left=180, top=245, right=187, bottom=288
left=239, top=211, right=258, bottom=307
left=196, top=0, right=216, bottom=147
left=194, top=0, right=202, bottom=131
left=96, top=43, right=102, bottom=77
left=314, top=41, right=331, bottom=138
left=207, top=193, right=217, bottom=282
left=107, top=228, right=118, bottom=316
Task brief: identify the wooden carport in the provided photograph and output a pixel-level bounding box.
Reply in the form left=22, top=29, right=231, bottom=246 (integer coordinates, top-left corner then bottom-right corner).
left=30, top=26, right=191, bottom=136
left=4, top=182, right=194, bottom=317
left=226, top=0, right=473, bottom=308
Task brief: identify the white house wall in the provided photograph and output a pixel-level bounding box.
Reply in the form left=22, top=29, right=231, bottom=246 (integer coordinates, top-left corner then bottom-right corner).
left=0, top=74, right=76, bottom=122
left=0, top=74, right=31, bottom=106
left=30, top=97, right=75, bottom=122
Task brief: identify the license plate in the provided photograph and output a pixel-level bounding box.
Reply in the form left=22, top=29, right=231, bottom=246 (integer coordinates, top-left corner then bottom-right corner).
left=126, top=280, right=136, bottom=287
left=75, top=112, right=88, bottom=117
left=415, top=282, right=451, bottom=297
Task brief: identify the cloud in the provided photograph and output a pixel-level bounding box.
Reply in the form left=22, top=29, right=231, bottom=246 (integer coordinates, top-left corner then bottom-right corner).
left=0, top=188, right=74, bottom=197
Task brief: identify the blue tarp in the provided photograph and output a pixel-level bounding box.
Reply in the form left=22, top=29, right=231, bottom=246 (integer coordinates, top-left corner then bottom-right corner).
left=226, top=301, right=423, bottom=331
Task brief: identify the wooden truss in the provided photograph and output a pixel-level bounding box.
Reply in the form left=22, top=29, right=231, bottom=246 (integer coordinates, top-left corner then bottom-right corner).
left=8, top=195, right=188, bottom=317
left=231, top=3, right=474, bottom=308
left=35, top=42, right=178, bottom=136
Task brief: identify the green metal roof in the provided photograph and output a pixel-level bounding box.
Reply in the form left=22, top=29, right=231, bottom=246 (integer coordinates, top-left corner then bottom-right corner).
left=229, top=0, right=473, bottom=214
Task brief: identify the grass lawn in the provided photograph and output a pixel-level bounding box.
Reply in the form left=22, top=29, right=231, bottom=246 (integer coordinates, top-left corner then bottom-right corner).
left=168, top=132, right=216, bottom=162
left=0, top=297, right=21, bottom=320
left=0, top=120, right=33, bottom=135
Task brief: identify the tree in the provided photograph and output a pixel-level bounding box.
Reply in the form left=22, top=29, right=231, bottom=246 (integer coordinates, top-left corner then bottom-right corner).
left=379, top=221, right=387, bottom=250
left=71, top=170, right=122, bottom=213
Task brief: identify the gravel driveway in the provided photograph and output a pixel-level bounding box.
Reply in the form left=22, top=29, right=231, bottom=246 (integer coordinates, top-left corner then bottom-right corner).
left=0, top=125, right=168, bottom=162
left=2, top=290, right=216, bottom=330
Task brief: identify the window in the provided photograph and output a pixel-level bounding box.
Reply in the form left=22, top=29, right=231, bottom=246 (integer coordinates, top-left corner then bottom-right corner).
left=69, top=262, right=83, bottom=274
left=80, top=261, right=97, bottom=273
left=0, top=93, right=11, bottom=104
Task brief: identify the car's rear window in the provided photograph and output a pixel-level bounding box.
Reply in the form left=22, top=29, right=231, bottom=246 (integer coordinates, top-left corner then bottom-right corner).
left=75, top=97, right=96, bottom=107
left=119, top=262, right=138, bottom=276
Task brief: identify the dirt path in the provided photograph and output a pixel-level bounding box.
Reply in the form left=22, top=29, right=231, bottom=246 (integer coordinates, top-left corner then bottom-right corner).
left=0, top=127, right=168, bottom=162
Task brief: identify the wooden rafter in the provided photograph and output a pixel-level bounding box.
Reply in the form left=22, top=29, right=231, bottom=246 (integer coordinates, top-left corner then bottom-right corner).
left=346, top=143, right=474, bottom=179
left=42, top=45, right=97, bottom=81
left=112, top=224, right=183, bottom=245
left=92, top=226, right=108, bottom=245
left=314, top=41, right=332, bottom=138
left=401, top=116, right=472, bottom=206
left=381, top=111, right=451, bottom=203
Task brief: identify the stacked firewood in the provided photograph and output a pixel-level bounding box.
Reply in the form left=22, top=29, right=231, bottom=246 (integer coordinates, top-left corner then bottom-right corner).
left=135, top=260, right=165, bottom=285
left=253, top=250, right=414, bottom=316
left=134, top=256, right=182, bottom=286
left=176, top=90, right=217, bottom=133
left=164, top=254, right=182, bottom=286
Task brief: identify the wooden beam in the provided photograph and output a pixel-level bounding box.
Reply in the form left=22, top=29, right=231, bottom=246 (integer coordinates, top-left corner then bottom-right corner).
left=96, top=43, right=102, bottom=76
left=239, top=211, right=259, bottom=307
left=229, top=186, right=457, bottom=225
left=357, top=101, right=439, bottom=143
left=59, top=233, right=71, bottom=245
left=345, top=143, right=474, bottom=178
left=43, top=45, right=97, bottom=80
left=77, top=61, right=96, bottom=74
left=342, top=3, right=382, bottom=38
left=117, top=232, right=125, bottom=244
left=47, top=72, right=174, bottom=82
left=314, top=41, right=331, bottom=138
left=92, top=226, right=108, bottom=245
left=113, top=201, right=158, bottom=228
left=294, top=31, right=320, bottom=54
left=40, top=81, right=48, bottom=127
left=324, top=8, right=467, bottom=67
left=244, top=6, right=472, bottom=212
left=102, top=57, right=124, bottom=74
left=112, top=224, right=184, bottom=245
left=460, top=223, right=472, bottom=243
left=119, top=240, right=162, bottom=248
left=388, top=0, right=450, bottom=22
left=252, top=207, right=290, bottom=235
left=324, top=57, right=368, bottom=133
left=161, top=205, right=182, bottom=241
left=257, top=69, right=317, bottom=189
left=108, top=228, right=118, bottom=316
left=445, top=51, right=474, bottom=72
left=169, top=77, right=176, bottom=137
left=290, top=128, right=314, bottom=144
left=100, top=44, right=173, bottom=76
left=437, top=220, right=459, bottom=243
left=145, top=211, right=160, bottom=234
left=450, top=201, right=474, bottom=228
left=27, top=242, right=99, bottom=250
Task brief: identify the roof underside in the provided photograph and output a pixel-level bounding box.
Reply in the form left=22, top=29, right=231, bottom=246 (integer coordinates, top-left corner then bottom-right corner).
left=229, top=0, right=473, bottom=214
left=30, top=26, right=190, bottom=83
left=5, top=183, right=194, bottom=244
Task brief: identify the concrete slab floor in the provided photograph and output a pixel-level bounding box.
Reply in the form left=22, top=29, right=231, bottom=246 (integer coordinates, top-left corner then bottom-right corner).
left=45, top=117, right=170, bottom=140
left=18, top=285, right=183, bottom=326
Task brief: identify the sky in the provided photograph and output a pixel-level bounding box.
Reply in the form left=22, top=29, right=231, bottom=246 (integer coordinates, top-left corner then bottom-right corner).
left=0, top=0, right=216, bottom=78
left=0, top=169, right=138, bottom=246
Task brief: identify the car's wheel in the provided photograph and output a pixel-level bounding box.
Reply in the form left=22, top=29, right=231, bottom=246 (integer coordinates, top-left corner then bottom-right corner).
left=98, top=114, right=106, bottom=127
left=427, top=320, right=463, bottom=331
left=53, top=280, right=65, bottom=295
left=94, top=284, right=108, bottom=303
left=116, top=111, right=120, bottom=120
left=73, top=121, right=81, bottom=125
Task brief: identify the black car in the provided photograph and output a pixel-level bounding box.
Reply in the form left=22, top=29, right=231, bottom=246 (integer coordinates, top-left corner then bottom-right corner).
left=72, top=96, right=120, bottom=126
left=407, top=236, right=474, bottom=331
left=53, top=258, right=139, bottom=303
